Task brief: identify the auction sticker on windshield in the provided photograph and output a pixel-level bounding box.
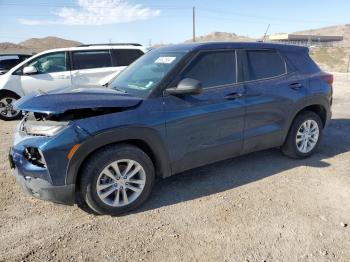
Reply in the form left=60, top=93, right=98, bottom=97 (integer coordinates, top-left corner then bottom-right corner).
left=155, top=57, right=176, bottom=64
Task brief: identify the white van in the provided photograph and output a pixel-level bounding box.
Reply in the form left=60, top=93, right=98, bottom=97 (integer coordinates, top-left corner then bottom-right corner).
left=0, top=43, right=146, bottom=120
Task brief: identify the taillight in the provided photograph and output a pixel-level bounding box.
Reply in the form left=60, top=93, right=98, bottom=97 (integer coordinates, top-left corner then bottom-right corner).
left=321, top=73, right=334, bottom=87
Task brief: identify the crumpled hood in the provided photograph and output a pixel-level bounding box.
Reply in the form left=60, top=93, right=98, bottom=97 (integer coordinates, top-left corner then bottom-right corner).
left=15, top=87, right=142, bottom=114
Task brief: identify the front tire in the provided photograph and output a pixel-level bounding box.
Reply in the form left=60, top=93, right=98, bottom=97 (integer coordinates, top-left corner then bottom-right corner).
left=80, top=144, right=155, bottom=215
left=282, top=111, right=323, bottom=159
left=0, top=92, right=21, bottom=121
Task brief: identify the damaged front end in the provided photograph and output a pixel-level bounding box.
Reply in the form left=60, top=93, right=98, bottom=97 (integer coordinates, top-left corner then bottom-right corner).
left=10, top=88, right=144, bottom=204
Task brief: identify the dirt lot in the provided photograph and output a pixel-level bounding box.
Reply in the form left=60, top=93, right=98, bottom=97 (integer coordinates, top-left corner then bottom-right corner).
left=0, top=73, right=349, bottom=262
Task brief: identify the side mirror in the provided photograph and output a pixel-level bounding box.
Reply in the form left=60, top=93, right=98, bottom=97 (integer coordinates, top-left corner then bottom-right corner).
left=166, top=78, right=203, bottom=96
left=23, top=66, right=37, bottom=75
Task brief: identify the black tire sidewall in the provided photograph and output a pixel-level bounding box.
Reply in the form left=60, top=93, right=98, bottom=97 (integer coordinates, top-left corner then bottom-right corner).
left=81, top=145, right=155, bottom=215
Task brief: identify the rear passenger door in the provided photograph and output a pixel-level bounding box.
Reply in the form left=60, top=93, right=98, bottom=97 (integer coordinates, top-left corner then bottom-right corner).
left=70, top=50, right=117, bottom=87
left=242, top=49, right=309, bottom=153
left=164, top=50, right=246, bottom=173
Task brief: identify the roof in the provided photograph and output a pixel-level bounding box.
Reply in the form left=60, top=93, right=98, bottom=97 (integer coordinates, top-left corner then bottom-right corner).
left=156, top=42, right=308, bottom=52
left=0, top=53, right=32, bottom=56
left=269, top=34, right=343, bottom=42
left=36, top=44, right=146, bottom=55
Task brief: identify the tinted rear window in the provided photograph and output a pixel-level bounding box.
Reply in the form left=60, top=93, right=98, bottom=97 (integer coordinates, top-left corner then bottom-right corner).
left=72, top=50, right=112, bottom=70
left=246, top=50, right=286, bottom=81
left=182, top=51, right=236, bottom=88
left=112, top=49, right=144, bottom=66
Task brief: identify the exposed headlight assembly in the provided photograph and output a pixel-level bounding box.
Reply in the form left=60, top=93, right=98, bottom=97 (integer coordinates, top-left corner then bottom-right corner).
left=24, top=121, right=68, bottom=137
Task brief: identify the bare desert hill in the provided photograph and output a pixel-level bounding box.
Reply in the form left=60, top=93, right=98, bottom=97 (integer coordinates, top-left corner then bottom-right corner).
left=0, top=42, right=32, bottom=54
left=186, top=32, right=254, bottom=43
left=19, top=36, right=82, bottom=52
left=0, top=36, right=82, bottom=54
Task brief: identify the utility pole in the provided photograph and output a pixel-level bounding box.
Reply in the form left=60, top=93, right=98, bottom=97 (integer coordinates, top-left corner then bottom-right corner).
left=192, top=6, right=196, bottom=42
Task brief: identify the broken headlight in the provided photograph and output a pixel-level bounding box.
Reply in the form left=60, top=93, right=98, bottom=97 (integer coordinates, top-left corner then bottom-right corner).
left=23, top=121, right=68, bottom=137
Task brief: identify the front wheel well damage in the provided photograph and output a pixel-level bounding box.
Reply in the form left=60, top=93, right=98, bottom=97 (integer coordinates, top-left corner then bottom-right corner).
left=74, top=140, right=161, bottom=194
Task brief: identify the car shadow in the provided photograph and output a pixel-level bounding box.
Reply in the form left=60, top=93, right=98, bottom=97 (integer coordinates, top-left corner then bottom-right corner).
left=131, top=118, right=350, bottom=215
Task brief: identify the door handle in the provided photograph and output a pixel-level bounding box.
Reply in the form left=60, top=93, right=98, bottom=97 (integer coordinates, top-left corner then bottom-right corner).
left=224, top=93, right=243, bottom=100
left=289, top=82, right=303, bottom=90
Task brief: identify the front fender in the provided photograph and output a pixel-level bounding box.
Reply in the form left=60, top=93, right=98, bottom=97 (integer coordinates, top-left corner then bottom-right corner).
left=65, top=126, right=171, bottom=185
left=0, top=74, right=25, bottom=97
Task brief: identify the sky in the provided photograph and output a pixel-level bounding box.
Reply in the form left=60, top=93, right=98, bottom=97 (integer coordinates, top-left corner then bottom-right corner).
left=0, top=0, right=350, bottom=46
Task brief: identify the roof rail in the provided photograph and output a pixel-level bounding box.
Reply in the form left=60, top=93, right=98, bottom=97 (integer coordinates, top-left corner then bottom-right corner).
left=78, top=43, right=142, bottom=47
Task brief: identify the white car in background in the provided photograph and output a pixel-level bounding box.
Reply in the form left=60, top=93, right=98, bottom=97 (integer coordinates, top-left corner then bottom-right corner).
left=0, top=43, right=146, bottom=120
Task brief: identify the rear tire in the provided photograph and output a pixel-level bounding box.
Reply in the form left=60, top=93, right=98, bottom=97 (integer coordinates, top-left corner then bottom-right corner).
left=0, top=92, right=21, bottom=121
left=281, top=111, right=323, bottom=159
left=80, top=144, right=155, bottom=216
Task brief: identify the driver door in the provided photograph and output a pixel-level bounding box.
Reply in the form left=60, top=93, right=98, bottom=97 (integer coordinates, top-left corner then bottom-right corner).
left=17, top=51, right=71, bottom=95
left=163, top=50, right=246, bottom=174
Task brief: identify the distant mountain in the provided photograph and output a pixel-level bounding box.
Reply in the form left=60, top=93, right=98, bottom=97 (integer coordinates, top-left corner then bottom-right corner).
left=185, top=32, right=255, bottom=43
left=19, top=36, right=82, bottom=52
left=294, top=24, right=350, bottom=47
left=0, top=36, right=82, bottom=54
left=0, top=42, right=32, bottom=54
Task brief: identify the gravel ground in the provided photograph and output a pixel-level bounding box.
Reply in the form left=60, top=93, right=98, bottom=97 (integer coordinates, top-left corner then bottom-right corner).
left=0, top=73, right=349, bottom=262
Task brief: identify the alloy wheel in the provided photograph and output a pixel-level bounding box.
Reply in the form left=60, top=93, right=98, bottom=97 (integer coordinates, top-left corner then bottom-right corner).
left=0, top=97, right=20, bottom=118
left=96, top=159, right=146, bottom=207
left=295, top=119, right=319, bottom=153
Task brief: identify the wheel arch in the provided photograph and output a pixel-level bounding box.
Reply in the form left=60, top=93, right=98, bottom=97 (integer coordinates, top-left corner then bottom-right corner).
left=66, top=127, right=172, bottom=189
left=0, top=89, right=21, bottom=99
left=283, top=102, right=329, bottom=143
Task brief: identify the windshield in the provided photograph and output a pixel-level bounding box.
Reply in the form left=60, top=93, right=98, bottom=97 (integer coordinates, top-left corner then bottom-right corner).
left=110, top=50, right=186, bottom=98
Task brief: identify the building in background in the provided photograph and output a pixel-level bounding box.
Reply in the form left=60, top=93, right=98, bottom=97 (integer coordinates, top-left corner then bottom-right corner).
left=268, top=34, right=343, bottom=47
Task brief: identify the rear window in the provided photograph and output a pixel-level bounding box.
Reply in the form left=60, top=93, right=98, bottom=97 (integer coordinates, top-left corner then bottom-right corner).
left=246, top=50, right=286, bottom=81
left=72, top=50, right=112, bottom=70
left=112, top=49, right=144, bottom=66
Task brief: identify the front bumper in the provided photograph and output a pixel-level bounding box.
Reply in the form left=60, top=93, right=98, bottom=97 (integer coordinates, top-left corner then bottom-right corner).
left=15, top=169, right=75, bottom=205
left=10, top=147, right=75, bottom=205
left=9, top=122, right=90, bottom=205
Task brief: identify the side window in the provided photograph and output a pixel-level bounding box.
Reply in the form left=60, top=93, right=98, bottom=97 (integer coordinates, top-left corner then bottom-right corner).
left=112, top=49, right=144, bottom=66
left=27, top=52, right=67, bottom=74
left=246, top=50, right=286, bottom=81
left=72, top=50, right=112, bottom=70
left=181, top=51, right=236, bottom=88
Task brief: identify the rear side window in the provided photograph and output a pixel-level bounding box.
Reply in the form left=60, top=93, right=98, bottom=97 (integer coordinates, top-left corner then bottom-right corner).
left=182, top=51, right=236, bottom=88
left=72, top=50, right=112, bottom=70
left=284, top=50, right=320, bottom=74
left=112, top=49, right=144, bottom=66
left=246, top=50, right=286, bottom=81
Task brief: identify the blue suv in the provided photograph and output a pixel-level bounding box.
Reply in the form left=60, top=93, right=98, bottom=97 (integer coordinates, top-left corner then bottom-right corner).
left=9, top=42, right=333, bottom=215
